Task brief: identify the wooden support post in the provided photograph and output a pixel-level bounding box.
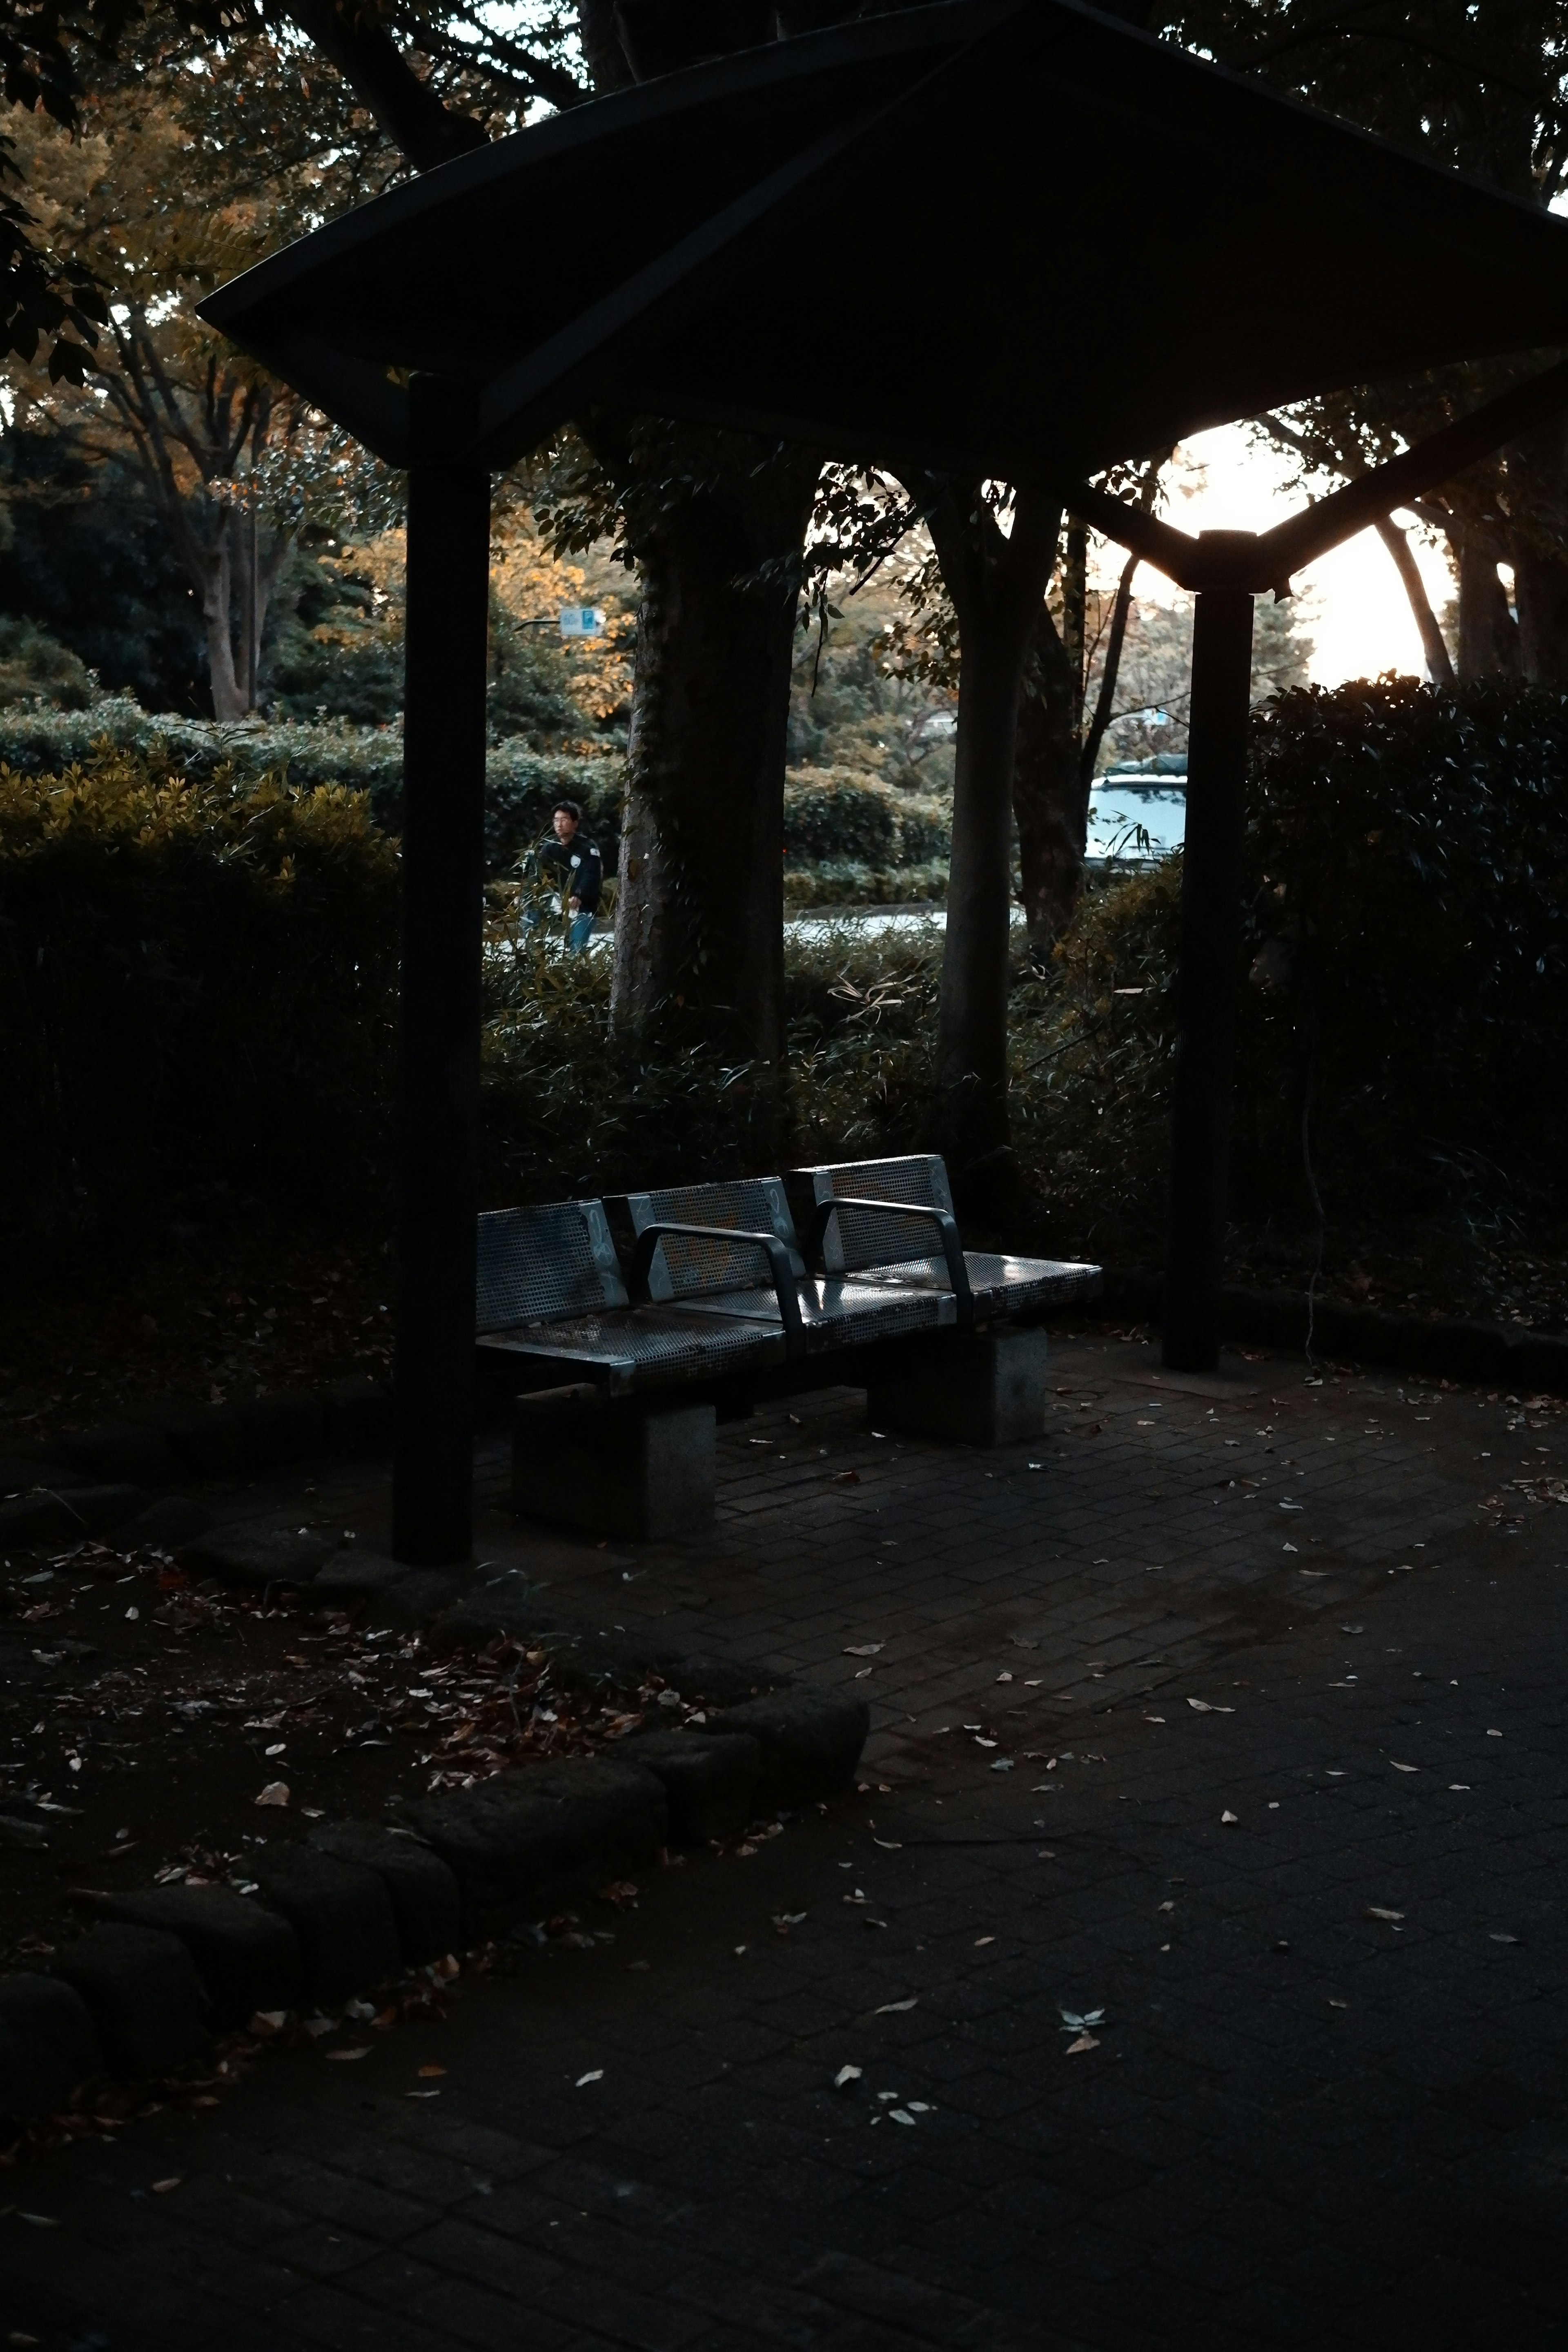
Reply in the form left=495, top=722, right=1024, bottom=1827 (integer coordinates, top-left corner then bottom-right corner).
left=391, top=418, right=491, bottom=1565
left=1162, top=537, right=1254, bottom=1372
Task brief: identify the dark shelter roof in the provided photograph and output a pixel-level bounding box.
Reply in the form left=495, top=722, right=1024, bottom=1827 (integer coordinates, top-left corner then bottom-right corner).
left=203, top=0, right=1568, bottom=479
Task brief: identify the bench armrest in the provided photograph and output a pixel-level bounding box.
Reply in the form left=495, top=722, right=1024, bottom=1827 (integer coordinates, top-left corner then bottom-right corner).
left=805, top=1196, right=974, bottom=1327
left=628, top=1221, right=805, bottom=1360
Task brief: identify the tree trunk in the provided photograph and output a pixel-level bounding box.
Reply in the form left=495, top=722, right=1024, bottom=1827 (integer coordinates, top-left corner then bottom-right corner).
left=1012, top=603, right=1085, bottom=956
left=611, top=454, right=819, bottom=1069
left=922, top=482, right=1061, bottom=1170
left=1375, top=516, right=1455, bottom=686
left=1457, top=523, right=1520, bottom=679
left=1513, top=539, right=1568, bottom=687
left=202, top=512, right=248, bottom=721
left=1505, top=415, right=1568, bottom=687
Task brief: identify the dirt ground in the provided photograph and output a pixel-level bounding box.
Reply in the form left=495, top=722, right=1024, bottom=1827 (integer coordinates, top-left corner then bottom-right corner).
left=0, top=1528, right=689, bottom=1977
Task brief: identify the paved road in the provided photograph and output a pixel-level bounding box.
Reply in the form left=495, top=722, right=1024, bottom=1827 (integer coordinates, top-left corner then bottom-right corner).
left=7, top=1335, right=1568, bottom=2350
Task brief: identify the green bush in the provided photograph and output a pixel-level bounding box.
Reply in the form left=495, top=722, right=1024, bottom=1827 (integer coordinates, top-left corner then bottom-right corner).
left=782, top=767, right=950, bottom=868
left=1240, top=676, right=1568, bottom=1219
left=18, top=676, right=1568, bottom=1284
left=1001, top=677, right=1568, bottom=1261
left=0, top=752, right=401, bottom=1253
left=0, top=703, right=624, bottom=877
left=782, top=859, right=948, bottom=908
left=0, top=615, right=100, bottom=710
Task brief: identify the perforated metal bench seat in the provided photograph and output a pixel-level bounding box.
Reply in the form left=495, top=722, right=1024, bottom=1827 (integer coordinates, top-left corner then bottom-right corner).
left=475, top=1199, right=786, bottom=1398
left=479, top=1301, right=788, bottom=1396
left=786, top=1156, right=1101, bottom=1323
left=601, top=1176, right=962, bottom=1354
left=474, top=1167, right=1100, bottom=1403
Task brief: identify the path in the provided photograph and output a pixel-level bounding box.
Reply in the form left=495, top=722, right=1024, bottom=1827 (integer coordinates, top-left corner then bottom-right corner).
left=5, top=1334, right=1567, bottom=2350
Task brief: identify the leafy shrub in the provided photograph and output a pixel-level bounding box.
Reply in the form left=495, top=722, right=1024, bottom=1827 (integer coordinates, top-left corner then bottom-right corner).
left=784, top=767, right=900, bottom=863
left=0, top=752, right=400, bottom=1254
left=0, top=703, right=625, bottom=876
left=996, top=677, right=1568, bottom=1260
left=783, top=767, right=950, bottom=867
left=19, top=675, right=1568, bottom=1285
left=1239, top=677, right=1568, bottom=1222
left=0, top=614, right=100, bottom=709
left=782, top=859, right=948, bottom=908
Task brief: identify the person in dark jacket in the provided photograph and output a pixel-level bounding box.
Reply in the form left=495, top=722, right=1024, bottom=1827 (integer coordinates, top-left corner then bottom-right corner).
left=533, top=799, right=603, bottom=950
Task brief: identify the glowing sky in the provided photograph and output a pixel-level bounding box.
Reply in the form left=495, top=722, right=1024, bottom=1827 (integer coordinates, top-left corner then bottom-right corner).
left=1129, top=424, right=1456, bottom=687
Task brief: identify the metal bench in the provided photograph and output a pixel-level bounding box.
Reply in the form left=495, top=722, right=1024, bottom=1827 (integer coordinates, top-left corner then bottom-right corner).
left=475, top=1162, right=1100, bottom=1537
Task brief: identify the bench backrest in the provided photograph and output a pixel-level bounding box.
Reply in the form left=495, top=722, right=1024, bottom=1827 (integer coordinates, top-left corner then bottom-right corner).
left=604, top=1177, right=804, bottom=1303
left=787, top=1154, right=957, bottom=1275
left=475, top=1198, right=628, bottom=1334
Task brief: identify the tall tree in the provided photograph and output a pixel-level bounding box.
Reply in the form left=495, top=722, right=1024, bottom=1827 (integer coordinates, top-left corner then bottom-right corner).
left=5, top=32, right=401, bottom=715
left=911, top=476, right=1062, bottom=1170
left=1169, top=0, right=1568, bottom=678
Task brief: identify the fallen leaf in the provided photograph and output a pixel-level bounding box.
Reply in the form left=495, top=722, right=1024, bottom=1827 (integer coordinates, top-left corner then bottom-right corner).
left=1187, top=1699, right=1235, bottom=1714
left=1144, top=1714, right=1167, bottom=1724
left=844, top=1643, right=883, bottom=1657
left=150, top=2178, right=180, bottom=2194
left=832, top=1470, right=861, bottom=1484
left=974, top=1935, right=996, bottom=1947
left=889, top=2109, right=917, bottom=2125
left=1064, top=2033, right=1099, bottom=2055
left=325, top=2047, right=372, bottom=2062
left=1221, top=1810, right=1238, bottom=1824
left=249, top=2009, right=287, bottom=2035
left=254, top=1782, right=290, bottom=1809
left=1390, top=1762, right=1420, bottom=1773
left=1366, top=1906, right=1405, bottom=1923
left=1489, top=1932, right=1521, bottom=1945
left=417, top=2065, right=447, bottom=2078
left=575, top=2069, right=604, bottom=2087
left=873, top=1997, right=918, bottom=2014
left=834, top=2065, right=862, bottom=2088
left=17, top=2214, right=60, bottom=2229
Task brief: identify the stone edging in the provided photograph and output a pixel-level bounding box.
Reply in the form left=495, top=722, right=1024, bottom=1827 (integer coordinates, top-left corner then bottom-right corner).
left=0, top=1579, right=870, bottom=2138
left=1101, top=1270, right=1568, bottom=1391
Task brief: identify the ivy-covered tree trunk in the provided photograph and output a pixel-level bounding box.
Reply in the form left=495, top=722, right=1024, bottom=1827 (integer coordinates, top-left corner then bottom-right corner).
left=920, top=481, right=1061, bottom=1174
left=611, top=454, right=820, bottom=1066
left=1457, top=523, right=1520, bottom=679
left=1012, top=604, right=1086, bottom=956
left=1508, top=416, right=1568, bottom=687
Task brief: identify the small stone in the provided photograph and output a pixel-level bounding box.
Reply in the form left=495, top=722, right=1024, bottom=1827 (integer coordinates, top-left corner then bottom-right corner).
left=249, top=1846, right=401, bottom=2004
left=615, top=1730, right=763, bottom=1843
left=307, top=1822, right=461, bottom=1964
left=120, top=1495, right=213, bottom=1551
left=700, top=1691, right=869, bottom=1809
left=57, top=1924, right=207, bottom=2076
left=93, top=1884, right=303, bottom=2029
left=0, top=1974, right=101, bottom=2126
left=177, top=1518, right=336, bottom=1588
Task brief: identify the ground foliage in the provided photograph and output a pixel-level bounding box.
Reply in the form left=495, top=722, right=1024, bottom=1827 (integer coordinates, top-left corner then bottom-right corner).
left=0, top=750, right=401, bottom=1255
left=9, top=680, right=1568, bottom=1328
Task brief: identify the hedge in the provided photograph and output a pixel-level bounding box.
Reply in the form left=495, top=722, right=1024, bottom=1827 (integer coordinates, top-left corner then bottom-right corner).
left=783, top=766, right=949, bottom=867
left=0, top=701, right=624, bottom=877
left=0, top=753, right=401, bottom=1251
left=17, top=676, right=1562, bottom=1277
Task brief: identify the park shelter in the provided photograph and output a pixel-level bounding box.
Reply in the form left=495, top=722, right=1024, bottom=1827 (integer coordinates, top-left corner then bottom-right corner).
left=204, top=0, right=1568, bottom=1564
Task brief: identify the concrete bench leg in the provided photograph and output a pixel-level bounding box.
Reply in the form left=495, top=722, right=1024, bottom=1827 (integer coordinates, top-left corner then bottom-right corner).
left=867, top=1325, right=1050, bottom=1448
left=513, top=1385, right=715, bottom=1539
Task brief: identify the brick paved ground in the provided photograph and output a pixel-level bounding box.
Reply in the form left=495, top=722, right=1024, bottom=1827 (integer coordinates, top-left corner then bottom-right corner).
left=6, top=1332, right=1568, bottom=2350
